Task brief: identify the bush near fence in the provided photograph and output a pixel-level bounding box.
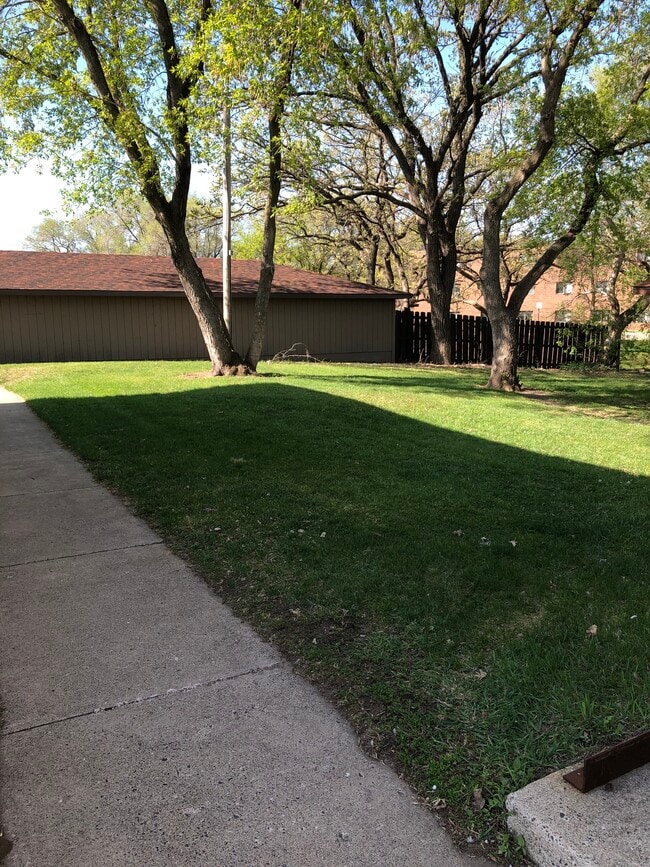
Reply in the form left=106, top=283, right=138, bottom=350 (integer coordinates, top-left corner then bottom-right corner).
left=395, top=311, right=607, bottom=368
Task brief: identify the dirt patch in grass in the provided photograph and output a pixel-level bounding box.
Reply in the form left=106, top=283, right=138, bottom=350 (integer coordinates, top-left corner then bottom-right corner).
left=181, top=370, right=214, bottom=379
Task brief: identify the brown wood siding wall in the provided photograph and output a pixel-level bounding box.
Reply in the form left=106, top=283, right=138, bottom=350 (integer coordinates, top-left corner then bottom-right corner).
left=0, top=295, right=207, bottom=362
left=0, top=295, right=395, bottom=363
left=259, top=298, right=394, bottom=361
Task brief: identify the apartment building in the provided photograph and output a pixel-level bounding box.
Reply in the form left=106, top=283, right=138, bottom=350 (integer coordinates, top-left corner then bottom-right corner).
left=413, top=264, right=649, bottom=331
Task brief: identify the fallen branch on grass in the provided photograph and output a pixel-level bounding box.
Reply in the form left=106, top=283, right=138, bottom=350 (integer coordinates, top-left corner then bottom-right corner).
left=271, top=343, right=324, bottom=363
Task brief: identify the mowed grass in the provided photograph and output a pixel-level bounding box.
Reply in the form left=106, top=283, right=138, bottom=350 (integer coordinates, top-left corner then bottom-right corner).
left=2, top=361, right=648, bottom=859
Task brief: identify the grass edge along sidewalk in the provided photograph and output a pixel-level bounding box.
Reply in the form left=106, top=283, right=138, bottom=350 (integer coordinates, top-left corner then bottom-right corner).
left=1, top=360, right=648, bottom=863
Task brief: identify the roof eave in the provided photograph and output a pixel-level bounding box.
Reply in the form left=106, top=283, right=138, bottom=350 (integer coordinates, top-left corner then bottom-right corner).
left=0, top=288, right=408, bottom=300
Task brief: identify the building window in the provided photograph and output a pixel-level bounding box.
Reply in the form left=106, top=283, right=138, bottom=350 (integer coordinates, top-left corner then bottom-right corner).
left=518, top=310, right=533, bottom=321
left=452, top=283, right=461, bottom=298
left=555, top=309, right=572, bottom=322
left=556, top=281, right=573, bottom=295
left=595, top=280, right=609, bottom=295
left=590, top=310, right=609, bottom=324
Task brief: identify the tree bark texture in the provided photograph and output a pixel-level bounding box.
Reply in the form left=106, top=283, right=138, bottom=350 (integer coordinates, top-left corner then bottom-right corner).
left=487, top=312, right=521, bottom=390
left=424, top=221, right=452, bottom=364
left=480, top=214, right=521, bottom=389
left=605, top=318, right=625, bottom=369
left=163, top=224, right=245, bottom=375
left=429, top=292, right=452, bottom=364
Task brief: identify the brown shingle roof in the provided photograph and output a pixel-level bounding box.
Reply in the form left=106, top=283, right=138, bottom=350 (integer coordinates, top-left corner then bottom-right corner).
left=0, top=251, right=406, bottom=299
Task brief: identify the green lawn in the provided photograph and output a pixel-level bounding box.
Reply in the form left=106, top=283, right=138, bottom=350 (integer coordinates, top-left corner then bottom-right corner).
left=2, top=361, right=648, bottom=860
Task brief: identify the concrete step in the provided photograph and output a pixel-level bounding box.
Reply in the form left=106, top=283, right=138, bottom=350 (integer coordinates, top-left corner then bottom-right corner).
left=506, top=763, right=650, bottom=866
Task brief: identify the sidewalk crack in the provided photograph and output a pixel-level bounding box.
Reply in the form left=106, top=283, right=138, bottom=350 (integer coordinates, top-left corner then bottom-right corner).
left=1, top=662, right=283, bottom=737
left=0, top=541, right=164, bottom=570
left=0, top=485, right=96, bottom=500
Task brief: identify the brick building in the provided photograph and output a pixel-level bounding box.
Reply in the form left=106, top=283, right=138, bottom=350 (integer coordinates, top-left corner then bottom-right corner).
left=412, top=264, right=650, bottom=331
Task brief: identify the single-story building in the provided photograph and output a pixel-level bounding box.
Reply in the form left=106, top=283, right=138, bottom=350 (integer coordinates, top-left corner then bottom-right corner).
left=0, top=251, right=405, bottom=364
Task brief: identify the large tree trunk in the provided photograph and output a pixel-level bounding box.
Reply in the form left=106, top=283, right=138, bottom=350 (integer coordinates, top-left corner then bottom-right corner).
left=424, top=221, right=452, bottom=364
left=487, top=311, right=520, bottom=390
left=165, top=229, right=246, bottom=375
left=604, top=316, right=625, bottom=369
left=245, top=255, right=275, bottom=370
left=480, top=205, right=522, bottom=390
left=429, top=290, right=452, bottom=364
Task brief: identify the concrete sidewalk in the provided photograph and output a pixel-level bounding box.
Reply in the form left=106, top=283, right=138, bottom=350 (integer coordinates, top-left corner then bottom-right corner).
left=0, top=388, right=481, bottom=866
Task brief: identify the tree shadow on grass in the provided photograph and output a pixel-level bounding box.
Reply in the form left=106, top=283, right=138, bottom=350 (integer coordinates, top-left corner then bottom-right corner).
left=24, top=380, right=650, bottom=847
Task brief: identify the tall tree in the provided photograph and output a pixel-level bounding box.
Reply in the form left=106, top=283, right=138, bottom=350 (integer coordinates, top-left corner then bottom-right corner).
left=0, top=0, right=303, bottom=374
left=476, top=2, right=650, bottom=388
left=306, top=1, right=556, bottom=362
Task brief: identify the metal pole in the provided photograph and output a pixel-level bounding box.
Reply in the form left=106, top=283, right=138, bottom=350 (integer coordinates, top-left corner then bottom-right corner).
left=222, top=100, right=232, bottom=333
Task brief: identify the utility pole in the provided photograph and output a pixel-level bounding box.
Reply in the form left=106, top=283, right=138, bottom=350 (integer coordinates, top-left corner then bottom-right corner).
left=222, top=100, right=232, bottom=333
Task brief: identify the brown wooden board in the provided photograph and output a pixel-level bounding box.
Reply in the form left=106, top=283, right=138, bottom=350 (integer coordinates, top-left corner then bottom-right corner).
left=563, top=729, right=650, bottom=793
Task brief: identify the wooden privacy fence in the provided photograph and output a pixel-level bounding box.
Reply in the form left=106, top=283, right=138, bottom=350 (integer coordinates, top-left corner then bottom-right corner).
left=395, top=311, right=607, bottom=367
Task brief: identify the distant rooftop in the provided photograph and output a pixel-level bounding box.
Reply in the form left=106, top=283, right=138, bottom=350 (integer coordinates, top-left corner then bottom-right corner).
left=0, top=251, right=406, bottom=299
